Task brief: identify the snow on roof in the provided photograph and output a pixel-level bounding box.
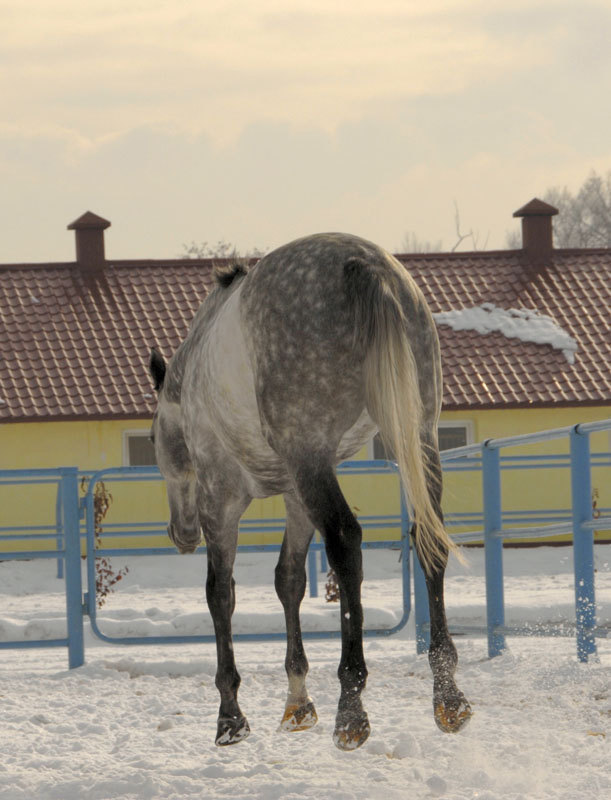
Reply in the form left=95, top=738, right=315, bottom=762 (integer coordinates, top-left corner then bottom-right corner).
left=433, top=303, right=578, bottom=363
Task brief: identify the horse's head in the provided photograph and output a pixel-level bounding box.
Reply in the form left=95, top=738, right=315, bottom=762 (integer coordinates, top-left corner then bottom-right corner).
left=149, top=349, right=202, bottom=554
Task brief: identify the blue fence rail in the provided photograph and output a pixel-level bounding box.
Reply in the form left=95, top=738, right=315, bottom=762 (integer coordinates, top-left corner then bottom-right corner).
left=1, top=418, right=609, bottom=667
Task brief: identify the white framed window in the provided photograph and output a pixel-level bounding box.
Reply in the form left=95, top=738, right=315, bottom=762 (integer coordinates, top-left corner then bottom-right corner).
left=437, top=420, right=475, bottom=451
left=369, top=420, right=474, bottom=460
left=123, top=429, right=157, bottom=466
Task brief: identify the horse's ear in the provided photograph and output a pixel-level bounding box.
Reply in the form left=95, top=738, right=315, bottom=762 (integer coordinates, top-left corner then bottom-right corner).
left=149, top=348, right=166, bottom=392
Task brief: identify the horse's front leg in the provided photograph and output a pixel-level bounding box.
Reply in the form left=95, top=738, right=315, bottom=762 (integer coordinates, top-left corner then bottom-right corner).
left=205, top=542, right=250, bottom=745
left=199, top=486, right=252, bottom=746
left=275, top=492, right=317, bottom=733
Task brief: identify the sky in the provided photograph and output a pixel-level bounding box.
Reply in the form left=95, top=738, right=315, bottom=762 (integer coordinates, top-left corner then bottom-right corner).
left=2, top=0, right=611, bottom=263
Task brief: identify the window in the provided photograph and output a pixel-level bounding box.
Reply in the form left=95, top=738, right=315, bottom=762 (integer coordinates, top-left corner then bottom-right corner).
left=372, top=433, right=393, bottom=461
left=438, top=423, right=470, bottom=451
left=370, top=421, right=473, bottom=460
left=123, top=430, right=157, bottom=466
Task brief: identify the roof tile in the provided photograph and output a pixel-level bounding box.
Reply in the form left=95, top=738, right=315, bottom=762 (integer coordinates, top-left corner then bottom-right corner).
left=1, top=249, right=610, bottom=421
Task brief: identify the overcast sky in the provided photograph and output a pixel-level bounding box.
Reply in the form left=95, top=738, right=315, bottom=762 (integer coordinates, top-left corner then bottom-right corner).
left=2, top=0, right=610, bottom=262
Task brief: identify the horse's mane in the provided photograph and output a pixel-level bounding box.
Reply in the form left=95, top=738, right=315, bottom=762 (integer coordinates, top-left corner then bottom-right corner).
left=214, top=263, right=248, bottom=288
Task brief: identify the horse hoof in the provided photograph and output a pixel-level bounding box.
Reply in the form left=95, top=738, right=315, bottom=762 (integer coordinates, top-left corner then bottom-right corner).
left=215, top=715, right=251, bottom=746
left=279, top=701, right=318, bottom=732
left=333, top=713, right=371, bottom=751
left=434, top=697, right=472, bottom=733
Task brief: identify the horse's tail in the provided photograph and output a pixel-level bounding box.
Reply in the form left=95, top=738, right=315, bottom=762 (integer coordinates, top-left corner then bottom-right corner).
left=344, top=255, right=458, bottom=576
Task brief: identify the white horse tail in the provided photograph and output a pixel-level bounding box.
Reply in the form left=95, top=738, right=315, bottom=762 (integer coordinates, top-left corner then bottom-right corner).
left=344, top=255, right=459, bottom=576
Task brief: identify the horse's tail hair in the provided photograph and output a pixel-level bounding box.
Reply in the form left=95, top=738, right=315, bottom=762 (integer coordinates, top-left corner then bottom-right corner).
left=344, top=256, right=459, bottom=576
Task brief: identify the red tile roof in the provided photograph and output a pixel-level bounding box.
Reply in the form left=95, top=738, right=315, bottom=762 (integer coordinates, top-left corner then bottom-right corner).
left=1, top=246, right=610, bottom=422
left=1, top=259, right=216, bottom=422
left=398, top=249, right=611, bottom=410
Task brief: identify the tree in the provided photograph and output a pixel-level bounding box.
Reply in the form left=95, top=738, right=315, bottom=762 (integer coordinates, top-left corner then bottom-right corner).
left=400, top=231, right=444, bottom=253
left=400, top=202, right=488, bottom=253
left=181, top=240, right=266, bottom=259
left=507, top=169, right=611, bottom=249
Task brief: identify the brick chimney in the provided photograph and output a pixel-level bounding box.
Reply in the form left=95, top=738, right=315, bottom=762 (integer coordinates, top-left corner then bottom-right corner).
left=67, top=211, right=111, bottom=270
left=513, top=198, right=558, bottom=263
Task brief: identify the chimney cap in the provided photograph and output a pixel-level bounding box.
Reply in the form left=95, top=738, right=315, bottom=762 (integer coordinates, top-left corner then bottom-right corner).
left=67, top=211, right=111, bottom=231
left=513, top=198, right=558, bottom=218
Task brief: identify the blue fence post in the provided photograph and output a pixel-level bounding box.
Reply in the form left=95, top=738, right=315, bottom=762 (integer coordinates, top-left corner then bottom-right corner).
left=570, top=427, right=597, bottom=662
left=307, top=539, right=318, bottom=598
left=413, top=549, right=429, bottom=654
left=84, top=480, right=99, bottom=619
left=399, top=488, right=426, bottom=653
left=60, top=468, right=85, bottom=669
left=401, top=530, right=412, bottom=637
left=319, top=535, right=328, bottom=574
left=482, top=443, right=505, bottom=658
left=55, top=483, right=64, bottom=580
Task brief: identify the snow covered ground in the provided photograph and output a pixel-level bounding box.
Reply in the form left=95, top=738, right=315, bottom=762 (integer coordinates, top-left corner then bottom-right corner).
left=1, top=546, right=609, bottom=800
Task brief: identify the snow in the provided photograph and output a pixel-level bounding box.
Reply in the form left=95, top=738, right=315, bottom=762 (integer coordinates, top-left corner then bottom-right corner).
left=433, top=304, right=579, bottom=363
left=1, top=546, right=610, bottom=800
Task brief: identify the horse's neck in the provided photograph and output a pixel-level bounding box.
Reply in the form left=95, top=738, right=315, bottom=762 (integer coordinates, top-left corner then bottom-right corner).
left=166, top=284, right=237, bottom=402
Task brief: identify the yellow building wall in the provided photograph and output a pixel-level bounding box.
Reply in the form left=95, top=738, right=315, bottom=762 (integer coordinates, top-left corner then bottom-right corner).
left=1, top=406, right=610, bottom=553
left=0, top=419, right=288, bottom=551
left=440, top=406, right=611, bottom=544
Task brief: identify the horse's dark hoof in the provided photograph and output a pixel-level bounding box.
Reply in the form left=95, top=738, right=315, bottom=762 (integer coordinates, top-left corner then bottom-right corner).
left=215, top=715, right=251, bottom=746
left=434, top=695, right=472, bottom=733
left=333, top=711, right=371, bottom=751
left=279, top=701, right=318, bottom=732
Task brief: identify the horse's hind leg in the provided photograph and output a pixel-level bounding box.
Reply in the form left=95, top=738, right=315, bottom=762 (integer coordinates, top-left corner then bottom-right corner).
left=275, top=492, right=318, bottom=732
left=199, top=485, right=252, bottom=746
left=413, top=437, right=472, bottom=733
left=291, top=458, right=370, bottom=751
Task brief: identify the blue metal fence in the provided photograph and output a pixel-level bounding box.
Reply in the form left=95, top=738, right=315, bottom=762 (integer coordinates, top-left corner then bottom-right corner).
left=413, top=419, right=611, bottom=662
left=1, top=418, right=609, bottom=668
left=0, top=462, right=411, bottom=665
left=0, top=468, right=84, bottom=668
left=79, top=461, right=411, bottom=649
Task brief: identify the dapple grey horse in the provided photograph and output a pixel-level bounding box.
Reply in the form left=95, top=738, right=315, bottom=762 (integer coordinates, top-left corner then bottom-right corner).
left=149, top=232, right=471, bottom=750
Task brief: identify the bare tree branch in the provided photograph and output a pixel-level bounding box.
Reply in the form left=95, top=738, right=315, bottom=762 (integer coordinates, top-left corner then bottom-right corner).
left=450, top=201, right=488, bottom=251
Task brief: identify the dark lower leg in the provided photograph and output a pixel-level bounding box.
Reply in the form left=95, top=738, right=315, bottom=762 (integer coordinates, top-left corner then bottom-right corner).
left=413, top=439, right=471, bottom=732
left=291, top=459, right=370, bottom=749
left=275, top=531, right=317, bottom=730
left=414, top=532, right=472, bottom=732
left=206, top=556, right=250, bottom=745
left=324, top=517, right=370, bottom=749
